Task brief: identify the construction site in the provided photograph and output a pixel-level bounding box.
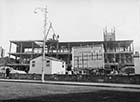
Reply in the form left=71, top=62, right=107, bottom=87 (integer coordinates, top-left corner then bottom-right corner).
left=6, top=27, right=135, bottom=75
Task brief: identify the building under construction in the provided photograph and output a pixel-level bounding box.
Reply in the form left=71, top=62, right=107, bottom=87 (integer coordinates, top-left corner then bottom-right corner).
left=8, top=29, right=135, bottom=74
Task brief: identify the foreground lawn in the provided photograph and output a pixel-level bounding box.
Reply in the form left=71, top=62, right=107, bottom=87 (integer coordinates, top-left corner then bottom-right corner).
left=0, top=81, right=139, bottom=102
left=9, top=91, right=140, bottom=102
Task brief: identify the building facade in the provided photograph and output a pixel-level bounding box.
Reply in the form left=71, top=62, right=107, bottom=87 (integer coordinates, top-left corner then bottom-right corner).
left=72, top=44, right=104, bottom=73
left=8, top=29, right=134, bottom=74
left=8, top=40, right=134, bottom=74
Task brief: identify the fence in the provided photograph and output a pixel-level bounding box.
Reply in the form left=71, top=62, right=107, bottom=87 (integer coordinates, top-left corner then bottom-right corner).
left=0, top=73, right=140, bottom=84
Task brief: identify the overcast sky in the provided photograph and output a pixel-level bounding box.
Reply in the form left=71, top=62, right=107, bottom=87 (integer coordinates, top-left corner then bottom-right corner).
left=0, top=0, right=140, bottom=55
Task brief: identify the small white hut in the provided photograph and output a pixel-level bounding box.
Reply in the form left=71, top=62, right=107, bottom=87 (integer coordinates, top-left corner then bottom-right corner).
left=29, top=56, right=66, bottom=74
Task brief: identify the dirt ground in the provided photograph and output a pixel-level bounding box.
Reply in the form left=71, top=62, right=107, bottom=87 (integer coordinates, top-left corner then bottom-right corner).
left=0, top=81, right=139, bottom=102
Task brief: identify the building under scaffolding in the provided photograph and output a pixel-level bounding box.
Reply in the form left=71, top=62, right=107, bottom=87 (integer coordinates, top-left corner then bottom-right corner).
left=8, top=29, right=135, bottom=74
left=72, top=44, right=104, bottom=74
left=103, top=28, right=134, bottom=74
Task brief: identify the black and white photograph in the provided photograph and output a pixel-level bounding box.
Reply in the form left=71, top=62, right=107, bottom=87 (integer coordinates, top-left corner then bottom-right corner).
left=0, top=0, right=140, bottom=101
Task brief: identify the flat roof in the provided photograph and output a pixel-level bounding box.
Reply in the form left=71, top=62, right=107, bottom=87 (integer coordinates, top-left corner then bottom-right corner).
left=10, top=40, right=133, bottom=48
left=31, top=56, right=64, bottom=62
left=10, top=40, right=42, bottom=48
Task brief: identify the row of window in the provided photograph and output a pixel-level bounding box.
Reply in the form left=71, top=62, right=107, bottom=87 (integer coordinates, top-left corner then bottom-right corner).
left=31, top=60, right=65, bottom=68
left=74, top=55, right=103, bottom=60
left=32, top=60, right=50, bottom=67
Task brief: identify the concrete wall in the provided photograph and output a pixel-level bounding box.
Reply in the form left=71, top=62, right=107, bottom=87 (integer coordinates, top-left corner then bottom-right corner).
left=134, top=58, right=140, bottom=74
left=0, top=73, right=140, bottom=84
left=29, top=56, right=52, bottom=74
left=29, top=56, right=42, bottom=74
left=51, top=61, right=65, bottom=74
left=29, top=56, right=65, bottom=74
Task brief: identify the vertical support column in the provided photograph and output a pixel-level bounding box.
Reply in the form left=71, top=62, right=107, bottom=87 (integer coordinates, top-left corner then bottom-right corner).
left=20, top=43, right=23, bottom=53
left=114, top=53, right=116, bottom=63
left=31, top=42, right=34, bottom=59
left=118, top=42, right=121, bottom=63
left=15, top=56, right=17, bottom=63
left=56, top=41, right=59, bottom=58
left=132, top=42, right=134, bottom=64
left=122, top=53, right=124, bottom=64
left=82, top=53, right=84, bottom=69
left=129, top=43, right=132, bottom=52
left=32, top=42, right=34, bottom=53
left=105, top=42, right=108, bottom=63
left=68, top=43, right=70, bottom=64
left=51, top=43, right=53, bottom=53
left=20, top=43, right=23, bottom=63
left=87, top=54, right=88, bottom=69
left=77, top=56, right=79, bottom=69
left=9, top=42, right=12, bottom=57
left=101, top=44, right=104, bottom=69
left=132, top=42, right=134, bottom=52
left=56, top=42, right=58, bottom=58
left=47, top=43, right=49, bottom=54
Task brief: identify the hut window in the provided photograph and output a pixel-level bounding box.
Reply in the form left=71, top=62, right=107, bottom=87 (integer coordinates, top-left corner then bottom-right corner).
left=62, top=62, right=64, bottom=68
left=32, top=61, right=35, bottom=67
left=46, top=60, right=50, bottom=67
left=46, top=60, right=50, bottom=63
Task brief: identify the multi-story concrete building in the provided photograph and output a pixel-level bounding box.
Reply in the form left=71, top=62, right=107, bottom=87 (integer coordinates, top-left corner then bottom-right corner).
left=8, top=30, right=135, bottom=74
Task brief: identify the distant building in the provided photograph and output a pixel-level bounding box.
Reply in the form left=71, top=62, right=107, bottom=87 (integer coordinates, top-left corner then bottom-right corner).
left=29, top=56, right=66, bottom=74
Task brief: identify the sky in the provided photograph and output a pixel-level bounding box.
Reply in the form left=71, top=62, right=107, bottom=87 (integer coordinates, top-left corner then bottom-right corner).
left=0, top=0, right=140, bottom=55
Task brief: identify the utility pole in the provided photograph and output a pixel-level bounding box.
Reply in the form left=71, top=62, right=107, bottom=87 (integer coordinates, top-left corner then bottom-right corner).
left=34, top=5, right=48, bottom=82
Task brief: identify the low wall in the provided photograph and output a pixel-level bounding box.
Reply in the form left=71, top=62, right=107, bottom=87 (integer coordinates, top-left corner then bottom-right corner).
left=0, top=73, right=140, bottom=84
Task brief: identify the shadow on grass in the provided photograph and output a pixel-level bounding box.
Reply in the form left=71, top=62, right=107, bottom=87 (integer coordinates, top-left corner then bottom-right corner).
left=2, top=90, right=140, bottom=102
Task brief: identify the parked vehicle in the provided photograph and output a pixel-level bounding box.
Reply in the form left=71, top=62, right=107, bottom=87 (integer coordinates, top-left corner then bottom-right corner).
left=121, top=66, right=135, bottom=75
left=0, top=66, right=26, bottom=74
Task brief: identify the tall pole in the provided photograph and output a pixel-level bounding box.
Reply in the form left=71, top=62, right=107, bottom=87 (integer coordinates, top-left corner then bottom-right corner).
left=34, top=5, right=48, bottom=82
left=42, top=5, right=48, bottom=82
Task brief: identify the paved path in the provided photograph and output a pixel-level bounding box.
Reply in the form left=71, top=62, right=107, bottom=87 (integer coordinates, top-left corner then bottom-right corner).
left=0, top=79, right=140, bottom=89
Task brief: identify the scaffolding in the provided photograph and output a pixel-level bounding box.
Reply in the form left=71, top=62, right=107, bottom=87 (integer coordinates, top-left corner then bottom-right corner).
left=8, top=39, right=134, bottom=74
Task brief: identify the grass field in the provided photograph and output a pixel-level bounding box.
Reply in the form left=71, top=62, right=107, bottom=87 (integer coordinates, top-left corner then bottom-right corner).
left=9, top=91, right=140, bottom=102
left=0, top=81, right=140, bottom=102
